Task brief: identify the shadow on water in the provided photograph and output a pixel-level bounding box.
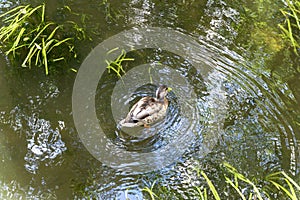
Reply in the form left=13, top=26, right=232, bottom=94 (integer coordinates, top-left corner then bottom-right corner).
left=0, top=0, right=299, bottom=199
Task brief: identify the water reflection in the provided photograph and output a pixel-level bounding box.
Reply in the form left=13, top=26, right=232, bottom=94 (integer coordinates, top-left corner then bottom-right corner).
left=0, top=0, right=299, bottom=199
left=5, top=91, right=67, bottom=174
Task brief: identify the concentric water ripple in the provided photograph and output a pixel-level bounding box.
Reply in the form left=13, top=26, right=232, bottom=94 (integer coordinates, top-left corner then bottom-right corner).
left=197, top=39, right=299, bottom=175
left=73, top=27, right=299, bottom=175
left=73, top=27, right=228, bottom=173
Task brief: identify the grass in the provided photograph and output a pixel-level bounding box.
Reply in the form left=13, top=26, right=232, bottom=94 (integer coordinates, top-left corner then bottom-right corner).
left=142, top=181, right=158, bottom=200
left=105, top=48, right=134, bottom=79
left=200, top=170, right=221, bottom=200
left=222, top=163, right=264, bottom=200
left=0, top=4, right=85, bottom=75
left=266, top=171, right=300, bottom=200
left=100, top=0, right=124, bottom=23
left=142, top=162, right=300, bottom=199
left=279, top=0, right=300, bottom=55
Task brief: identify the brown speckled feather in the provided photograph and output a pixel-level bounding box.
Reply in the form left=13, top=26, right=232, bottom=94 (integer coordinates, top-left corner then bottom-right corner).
left=119, top=85, right=170, bottom=128
left=125, top=97, right=164, bottom=122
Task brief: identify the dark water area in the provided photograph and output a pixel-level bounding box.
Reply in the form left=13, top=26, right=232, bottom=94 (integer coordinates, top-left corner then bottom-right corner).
left=0, top=0, right=299, bottom=199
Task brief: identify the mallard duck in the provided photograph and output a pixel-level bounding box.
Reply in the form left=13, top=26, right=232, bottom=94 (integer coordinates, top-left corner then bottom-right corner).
left=119, top=85, right=172, bottom=128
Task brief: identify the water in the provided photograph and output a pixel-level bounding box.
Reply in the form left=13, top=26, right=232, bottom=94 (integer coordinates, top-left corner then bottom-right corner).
left=0, top=0, right=299, bottom=199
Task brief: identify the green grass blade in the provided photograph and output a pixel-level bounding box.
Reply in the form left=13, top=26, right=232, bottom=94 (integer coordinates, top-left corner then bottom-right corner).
left=29, top=22, right=54, bottom=47
left=121, top=58, right=135, bottom=61
left=278, top=24, right=290, bottom=36
left=0, top=5, right=27, bottom=18
left=6, top=44, right=27, bottom=53
left=107, top=65, right=121, bottom=77
left=116, top=51, right=125, bottom=64
left=23, top=5, right=43, bottom=18
left=46, top=25, right=62, bottom=41
left=287, top=18, right=296, bottom=46
left=14, top=5, right=43, bottom=25
left=0, top=3, right=84, bottom=74
left=284, top=178, right=297, bottom=200
left=1, top=7, right=26, bottom=23
left=44, top=39, right=56, bottom=51
left=248, top=193, right=253, bottom=200
left=35, top=49, right=41, bottom=66
left=115, top=62, right=125, bottom=73
left=47, top=38, right=72, bottom=53
left=225, top=176, right=246, bottom=200
left=11, top=27, right=25, bottom=56
left=70, top=68, right=77, bottom=73
left=142, top=187, right=157, bottom=200
left=41, top=3, right=45, bottom=23
left=279, top=0, right=300, bottom=54
left=52, top=57, right=65, bottom=62
left=241, top=177, right=263, bottom=200
left=266, top=171, right=283, bottom=180
left=42, top=38, right=48, bottom=75
left=28, top=47, right=38, bottom=67
left=194, top=186, right=206, bottom=200
left=224, top=163, right=263, bottom=200
left=2, top=23, right=19, bottom=42
left=106, top=47, right=119, bottom=54
left=21, top=44, right=36, bottom=68
left=269, top=180, right=294, bottom=199
left=201, top=171, right=220, bottom=200
left=142, top=181, right=158, bottom=200
left=281, top=171, right=300, bottom=191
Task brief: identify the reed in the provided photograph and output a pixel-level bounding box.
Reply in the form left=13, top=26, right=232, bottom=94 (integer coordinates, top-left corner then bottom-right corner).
left=0, top=4, right=83, bottom=74
left=142, top=162, right=300, bottom=199
left=223, top=163, right=264, bottom=200
left=279, top=0, right=300, bottom=55
left=266, top=171, right=300, bottom=200
left=142, top=181, right=158, bottom=200
left=105, top=48, right=134, bottom=78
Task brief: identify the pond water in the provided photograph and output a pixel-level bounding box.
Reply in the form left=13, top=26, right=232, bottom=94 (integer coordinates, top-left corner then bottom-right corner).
left=0, top=0, right=299, bottom=199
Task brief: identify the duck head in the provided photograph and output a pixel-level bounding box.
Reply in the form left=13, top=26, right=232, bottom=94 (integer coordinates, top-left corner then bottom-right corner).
left=156, top=85, right=172, bottom=101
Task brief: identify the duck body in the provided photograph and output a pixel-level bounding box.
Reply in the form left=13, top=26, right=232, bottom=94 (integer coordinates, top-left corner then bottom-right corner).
left=119, top=85, right=171, bottom=128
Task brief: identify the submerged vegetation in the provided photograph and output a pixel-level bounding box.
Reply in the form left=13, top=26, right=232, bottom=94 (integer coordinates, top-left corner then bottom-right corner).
left=0, top=4, right=85, bottom=75
left=279, top=0, right=300, bottom=55
left=105, top=48, right=134, bottom=78
left=143, top=163, right=300, bottom=199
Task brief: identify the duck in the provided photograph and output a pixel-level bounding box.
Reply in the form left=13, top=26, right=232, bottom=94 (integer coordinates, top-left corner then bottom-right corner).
left=119, top=85, right=172, bottom=128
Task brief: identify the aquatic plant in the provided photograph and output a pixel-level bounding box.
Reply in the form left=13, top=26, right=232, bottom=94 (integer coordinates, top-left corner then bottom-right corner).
left=142, top=162, right=300, bottom=199
left=279, top=0, right=300, bottom=55
left=265, top=171, right=300, bottom=200
left=105, top=48, right=134, bottom=78
left=142, top=181, right=158, bottom=200
left=0, top=4, right=84, bottom=75
left=100, top=0, right=124, bottom=23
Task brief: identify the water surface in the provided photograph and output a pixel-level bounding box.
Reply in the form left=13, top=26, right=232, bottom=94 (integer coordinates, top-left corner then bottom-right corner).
left=0, top=0, right=299, bottom=199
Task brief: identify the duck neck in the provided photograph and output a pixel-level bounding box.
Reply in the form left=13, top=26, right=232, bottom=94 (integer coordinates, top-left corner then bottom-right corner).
left=157, top=97, right=165, bottom=102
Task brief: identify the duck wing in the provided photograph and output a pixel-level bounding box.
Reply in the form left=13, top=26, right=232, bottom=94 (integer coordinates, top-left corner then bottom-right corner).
left=125, top=97, right=163, bottom=122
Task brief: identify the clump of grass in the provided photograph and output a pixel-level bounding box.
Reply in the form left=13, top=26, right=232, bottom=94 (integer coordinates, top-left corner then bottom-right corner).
left=200, top=170, right=221, bottom=200
left=62, top=5, right=92, bottom=42
left=279, top=0, right=300, bottom=55
left=105, top=48, right=134, bottom=78
left=222, top=163, right=264, bottom=200
left=266, top=171, right=300, bottom=200
left=142, top=162, right=300, bottom=199
left=0, top=4, right=84, bottom=75
left=142, top=181, right=158, bottom=200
